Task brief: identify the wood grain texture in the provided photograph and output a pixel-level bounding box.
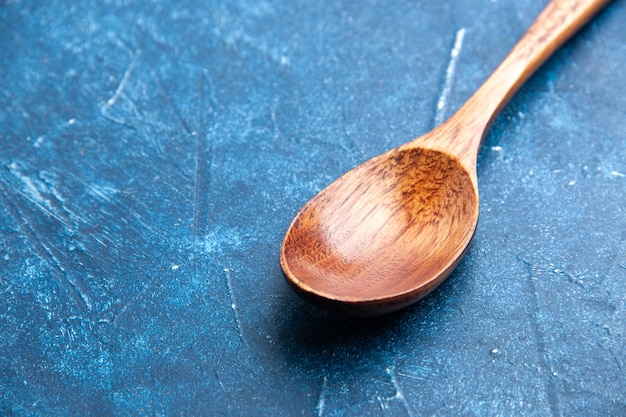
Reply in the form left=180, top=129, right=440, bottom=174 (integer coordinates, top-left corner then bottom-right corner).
left=281, top=0, right=611, bottom=316
left=1, top=0, right=624, bottom=414
left=281, top=149, right=478, bottom=315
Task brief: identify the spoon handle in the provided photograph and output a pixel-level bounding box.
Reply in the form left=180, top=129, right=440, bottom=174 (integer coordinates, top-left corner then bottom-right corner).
left=428, top=0, right=612, bottom=170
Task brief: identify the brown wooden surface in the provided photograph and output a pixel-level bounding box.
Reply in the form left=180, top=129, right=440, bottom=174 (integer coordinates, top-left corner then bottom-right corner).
left=282, top=148, right=479, bottom=316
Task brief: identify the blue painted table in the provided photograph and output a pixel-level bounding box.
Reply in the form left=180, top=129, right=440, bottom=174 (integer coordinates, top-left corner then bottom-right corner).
left=1, top=0, right=625, bottom=415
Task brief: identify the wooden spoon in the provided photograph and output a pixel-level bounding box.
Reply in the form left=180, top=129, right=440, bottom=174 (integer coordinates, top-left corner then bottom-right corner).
left=280, top=0, right=611, bottom=317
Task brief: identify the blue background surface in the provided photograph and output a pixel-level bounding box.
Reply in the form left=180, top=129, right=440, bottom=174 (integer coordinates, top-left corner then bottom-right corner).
left=1, top=0, right=625, bottom=415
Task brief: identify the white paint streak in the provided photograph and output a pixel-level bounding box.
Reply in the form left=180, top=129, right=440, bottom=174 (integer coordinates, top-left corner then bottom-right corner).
left=87, top=183, right=118, bottom=201
left=104, top=55, right=136, bottom=109
left=67, top=276, right=93, bottom=310
left=386, top=365, right=414, bottom=417
left=610, top=171, right=625, bottom=178
left=129, top=208, right=157, bottom=234
left=100, top=51, right=139, bottom=125
left=8, top=162, right=72, bottom=228
left=224, top=268, right=246, bottom=346
left=316, top=376, right=327, bottom=417
left=396, top=365, right=433, bottom=382
left=0, top=178, right=92, bottom=310
left=435, top=27, right=466, bottom=126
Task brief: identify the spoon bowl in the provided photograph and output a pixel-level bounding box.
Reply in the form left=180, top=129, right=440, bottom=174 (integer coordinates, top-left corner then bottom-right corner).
left=281, top=0, right=611, bottom=316
left=281, top=147, right=478, bottom=315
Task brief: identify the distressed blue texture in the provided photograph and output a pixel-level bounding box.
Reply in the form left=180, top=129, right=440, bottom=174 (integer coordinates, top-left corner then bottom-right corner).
left=1, top=0, right=625, bottom=415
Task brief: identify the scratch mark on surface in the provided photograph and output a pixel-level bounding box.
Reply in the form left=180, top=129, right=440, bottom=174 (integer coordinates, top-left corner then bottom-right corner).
left=202, top=68, right=223, bottom=113
left=435, top=27, right=466, bottom=126
left=129, top=207, right=158, bottom=234
left=153, top=69, right=192, bottom=134
left=104, top=54, right=137, bottom=109
left=100, top=50, right=139, bottom=126
left=7, top=162, right=74, bottom=229
left=224, top=268, right=246, bottom=346
left=379, top=365, right=414, bottom=417
left=192, top=71, right=216, bottom=237
left=65, top=275, right=93, bottom=311
left=271, top=98, right=285, bottom=142
left=192, top=130, right=206, bottom=237
left=603, top=244, right=626, bottom=323
left=396, top=365, right=433, bottom=382
left=389, top=366, right=414, bottom=417
left=112, top=294, right=136, bottom=326
left=518, top=257, right=560, bottom=417
left=0, top=180, right=91, bottom=311
left=316, top=376, right=327, bottom=417
left=112, top=276, right=156, bottom=326
left=87, top=183, right=118, bottom=202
